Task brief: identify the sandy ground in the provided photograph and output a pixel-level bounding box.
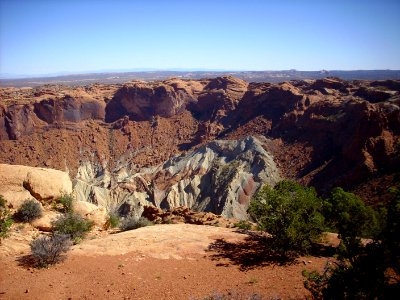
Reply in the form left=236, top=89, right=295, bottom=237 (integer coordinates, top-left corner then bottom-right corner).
left=0, top=224, right=331, bottom=299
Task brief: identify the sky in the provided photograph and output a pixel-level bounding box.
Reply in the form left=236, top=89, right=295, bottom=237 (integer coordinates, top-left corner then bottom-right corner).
left=0, top=0, right=399, bottom=76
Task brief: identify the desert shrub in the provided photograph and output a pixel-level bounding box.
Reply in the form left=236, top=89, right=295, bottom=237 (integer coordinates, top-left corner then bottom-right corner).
left=16, top=199, right=43, bottom=222
left=30, top=234, right=72, bottom=267
left=52, top=213, right=94, bottom=243
left=324, top=187, right=380, bottom=261
left=234, top=220, right=252, bottom=230
left=57, top=193, right=74, bottom=213
left=120, top=216, right=153, bottom=231
left=107, top=213, right=120, bottom=229
left=0, top=195, right=13, bottom=243
left=248, top=180, right=325, bottom=256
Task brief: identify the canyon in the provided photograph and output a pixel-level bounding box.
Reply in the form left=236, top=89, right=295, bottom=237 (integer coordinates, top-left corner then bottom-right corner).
left=1, top=76, right=399, bottom=218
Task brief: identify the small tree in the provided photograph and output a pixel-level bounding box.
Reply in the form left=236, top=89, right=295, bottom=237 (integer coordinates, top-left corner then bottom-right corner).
left=325, top=187, right=379, bottom=262
left=248, top=180, right=325, bottom=256
left=0, top=195, right=13, bottom=244
left=304, top=187, right=400, bottom=298
left=16, top=199, right=43, bottom=223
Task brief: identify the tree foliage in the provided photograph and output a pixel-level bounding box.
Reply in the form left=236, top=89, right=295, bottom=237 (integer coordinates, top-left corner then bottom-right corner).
left=248, top=180, right=325, bottom=256
left=304, top=187, right=400, bottom=299
left=325, top=187, right=379, bottom=262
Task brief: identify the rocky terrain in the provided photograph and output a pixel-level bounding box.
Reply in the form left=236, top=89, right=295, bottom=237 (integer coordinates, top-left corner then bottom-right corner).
left=1, top=76, right=399, bottom=219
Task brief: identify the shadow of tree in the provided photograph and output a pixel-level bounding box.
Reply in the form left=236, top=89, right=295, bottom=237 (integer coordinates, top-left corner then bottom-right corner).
left=207, top=234, right=296, bottom=271
left=207, top=231, right=336, bottom=271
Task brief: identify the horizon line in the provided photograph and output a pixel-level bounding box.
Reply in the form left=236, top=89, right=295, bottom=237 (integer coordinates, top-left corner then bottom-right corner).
left=1, top=68, right=400, bottom=80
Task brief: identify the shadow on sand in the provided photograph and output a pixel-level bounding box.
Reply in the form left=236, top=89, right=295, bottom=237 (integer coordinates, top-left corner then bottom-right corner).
left=206, top=230, right=336, bottom=271
left=16, top=254, right=37, bottom=269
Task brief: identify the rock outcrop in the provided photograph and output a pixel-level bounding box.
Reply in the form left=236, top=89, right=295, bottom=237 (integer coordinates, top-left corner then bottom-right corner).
left=33, top=96, right=105, bottom=124
left=0, top=164, right=73, bottom=208
left=31, top=211, right=63, bottom=232
left=72, top=200, right=108, bottom=227
left=74, top=136, right=280, bottom=219
left=142, top=205, right=240, bottom=227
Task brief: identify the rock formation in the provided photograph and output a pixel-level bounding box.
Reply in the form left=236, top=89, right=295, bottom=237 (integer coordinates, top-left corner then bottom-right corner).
left=0, top=76, right=399, bottom=216
left=0, top=164, right=72, bottom=209
left=73, top=136, right=280, bottom=219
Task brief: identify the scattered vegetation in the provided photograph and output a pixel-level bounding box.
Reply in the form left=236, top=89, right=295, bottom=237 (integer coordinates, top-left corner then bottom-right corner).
left=120, top=216, right=153, bottom=231
left=57, top=193, right=74, bottom=213
left=16, top=199, right=43, bottom=222
left=0, top=195, right=13, bottom=243
left=247, top=180, right=399, bottom=298
left=30, top=233, right=72, bottom=267
left=52, top=213, right=94, bottom=244
left=197, top=290, right=262, bottom=300
left=248, top=180, right=325, bottom=256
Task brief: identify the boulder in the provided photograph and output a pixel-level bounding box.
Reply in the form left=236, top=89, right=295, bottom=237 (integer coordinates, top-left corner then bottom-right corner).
left=31, top=210, right=63, bottom=232
left=0, top=164, right=72, bottom=209
left=72, top=200, right=108, bottom=227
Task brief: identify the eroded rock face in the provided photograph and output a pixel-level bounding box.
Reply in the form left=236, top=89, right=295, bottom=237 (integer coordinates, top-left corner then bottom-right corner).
left=74, top=136, right=280, bottom=220
left=0, top=104, right=42, bottom=140
left=33, top=96, right=105, bottom=123
left=0, top=164, right=72, bottom=209
left=105, top=80, right=198, bottom=122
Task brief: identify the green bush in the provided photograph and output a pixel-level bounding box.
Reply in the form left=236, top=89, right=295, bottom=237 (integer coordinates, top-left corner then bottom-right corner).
left=107, top=213, right=120, bottom=229
left=325, top=187, right=380, bottom=261
left=16, top=199, right=43, bottom=222
left=248, top=180, right=325, bottom=256
left=30, top=234, right=72, bottom=268
left=120, top=216, right=153, bottom=231
left=52, top=214, right=94, bottom=244
left=57, top=193, right=74, bottom=213
left=0, top=195, right=13, bottom=243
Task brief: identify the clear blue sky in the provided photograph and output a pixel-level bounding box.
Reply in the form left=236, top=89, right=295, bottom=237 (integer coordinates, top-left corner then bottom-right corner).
left=1, top=0, right=399, bottom=76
